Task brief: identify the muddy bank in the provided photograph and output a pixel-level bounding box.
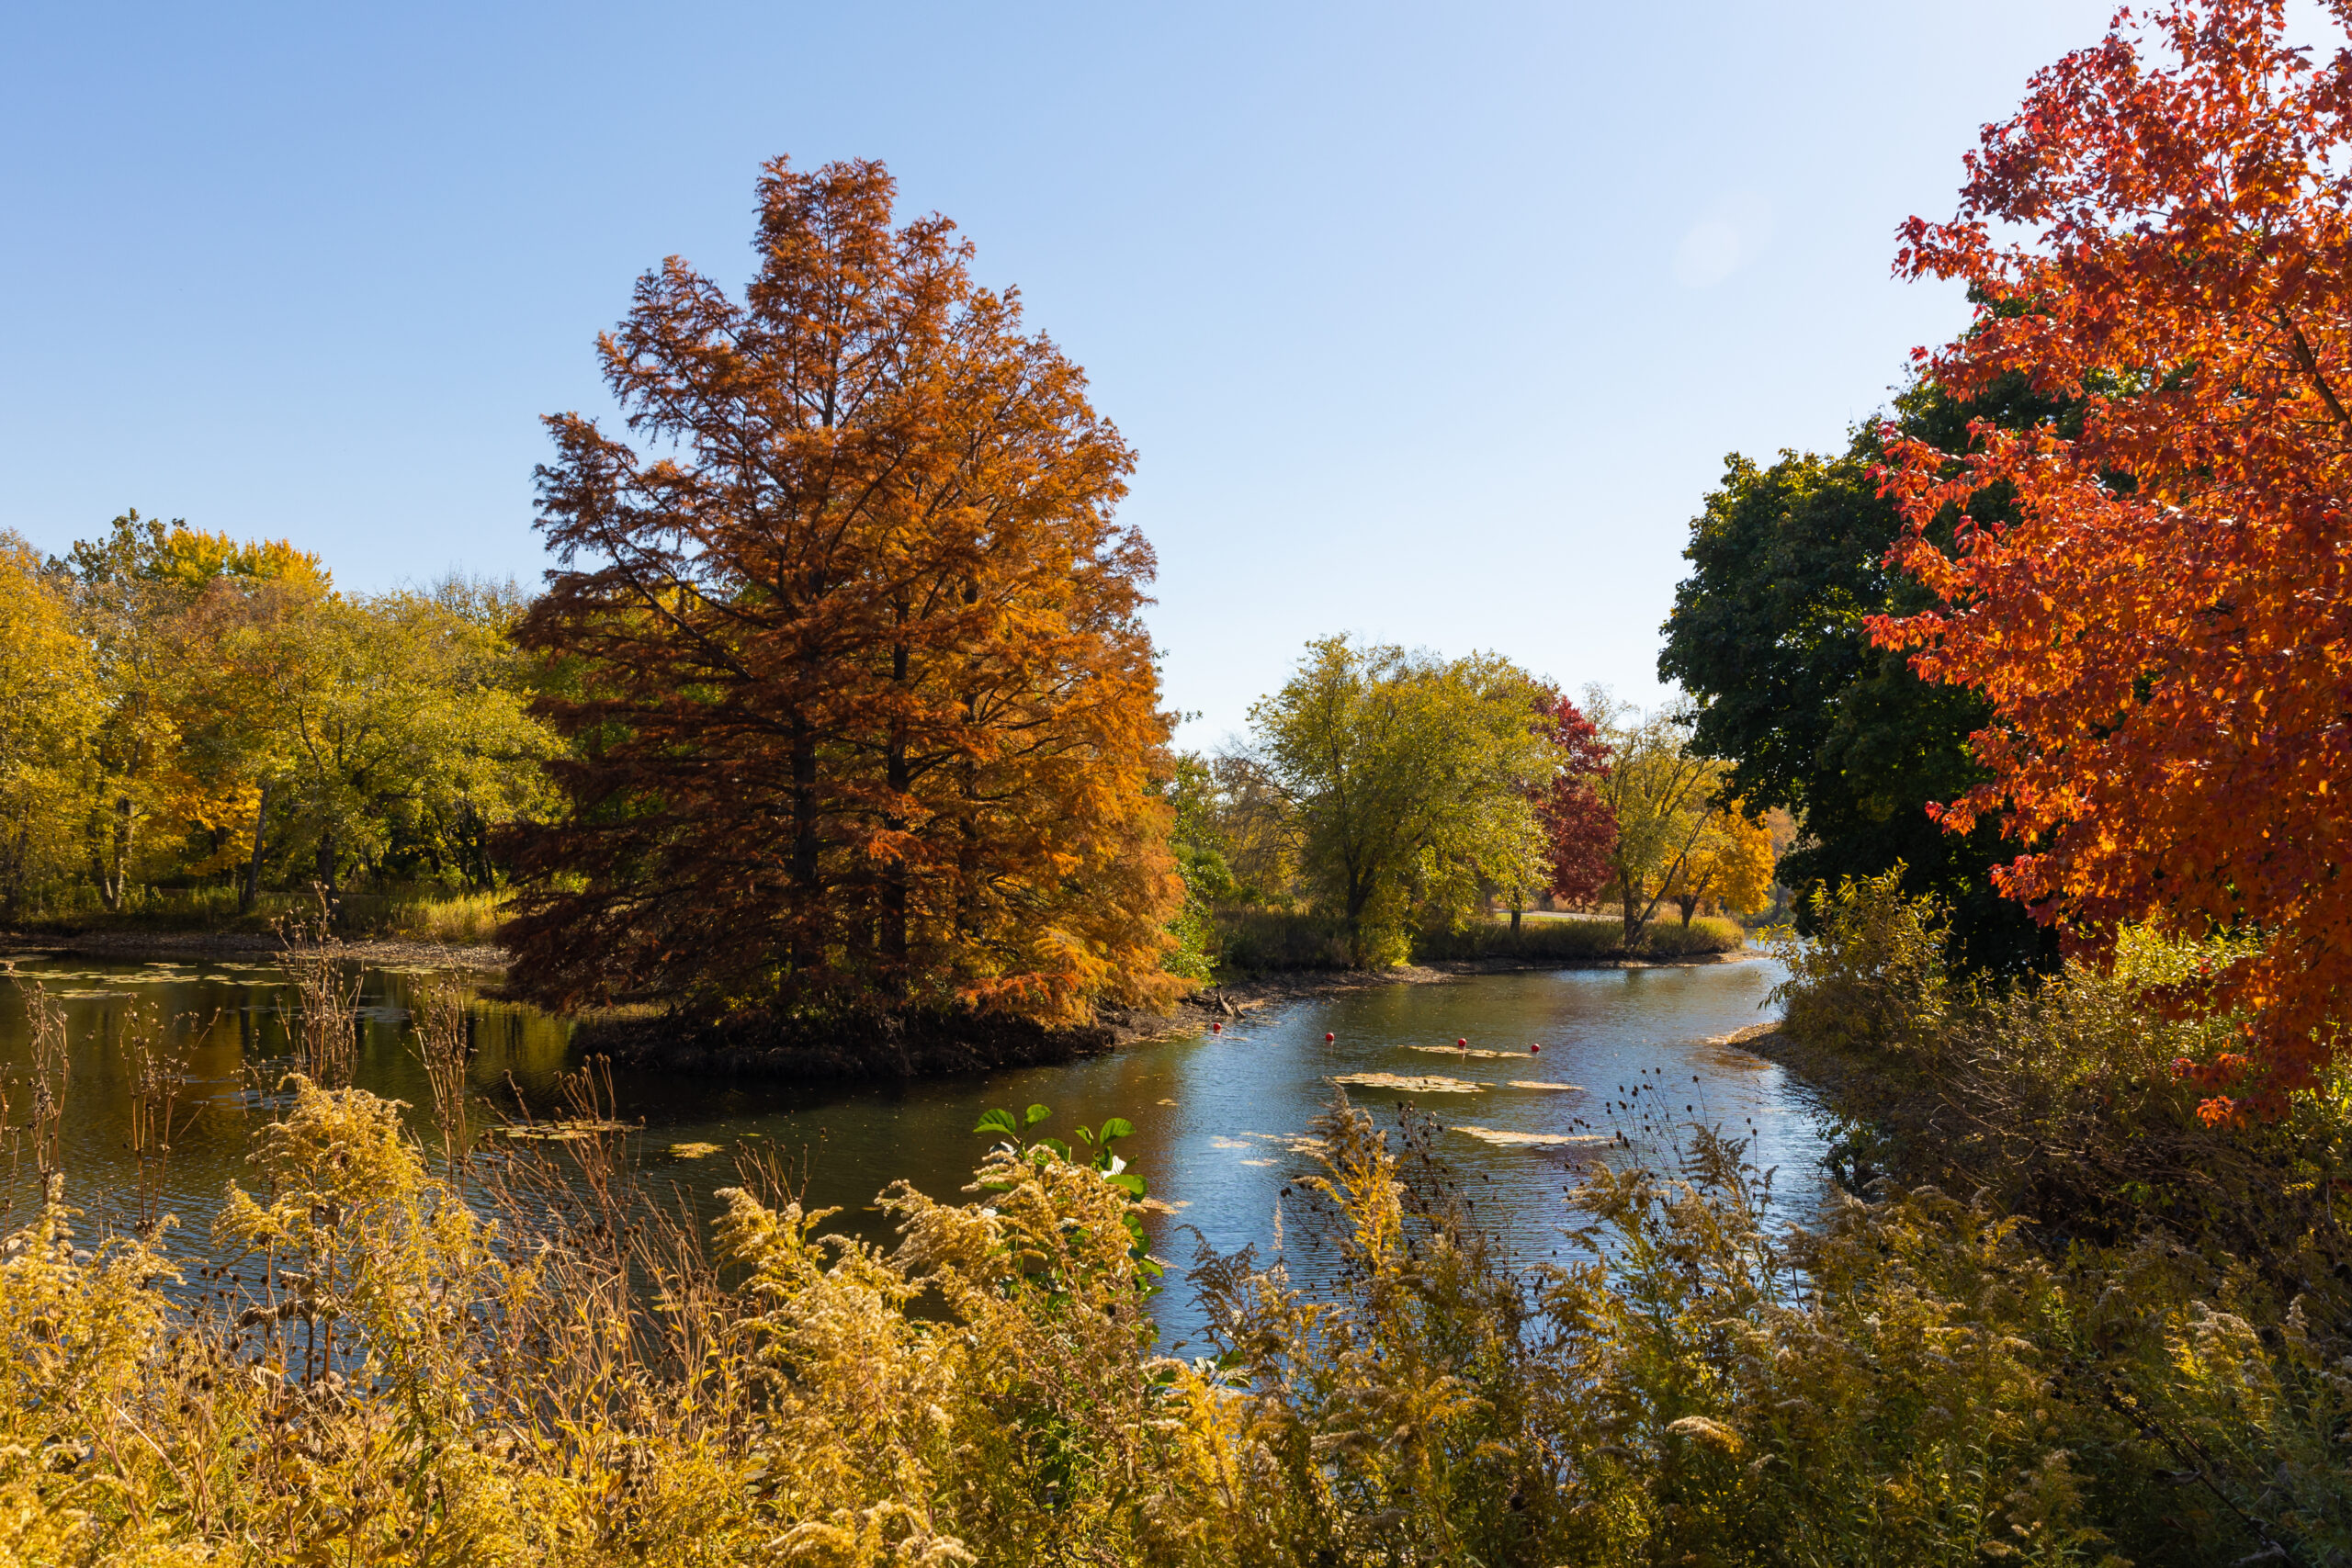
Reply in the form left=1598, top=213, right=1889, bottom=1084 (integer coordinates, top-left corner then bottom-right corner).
left=0, top=929, right=508, bottom=972
left=573, top=1006, right=1136, bottom=1081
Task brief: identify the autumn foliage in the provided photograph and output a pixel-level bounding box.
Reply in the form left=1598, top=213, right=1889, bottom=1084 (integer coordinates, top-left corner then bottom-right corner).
left=1534, top=689, right=1614, bottom=906
left=505, top=157, right=1182, bottom=1025
left=1875, top=0, right=2352, bottom=1114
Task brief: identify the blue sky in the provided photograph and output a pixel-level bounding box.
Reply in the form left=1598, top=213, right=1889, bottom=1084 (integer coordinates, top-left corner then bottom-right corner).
left=3, top=1, right=2148, bottom=744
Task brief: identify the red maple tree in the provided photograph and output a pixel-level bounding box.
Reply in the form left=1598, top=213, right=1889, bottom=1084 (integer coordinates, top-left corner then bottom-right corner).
left=1535, top=690, right=1614, bottom=907
left=1874, top=0, right=2352, bottom=1114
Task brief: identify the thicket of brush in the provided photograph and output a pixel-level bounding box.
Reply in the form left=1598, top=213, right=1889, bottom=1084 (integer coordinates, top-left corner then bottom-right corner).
left=7, top=888, right=2349, bottom=1564
left=1208, top=907, right=1742, bottom=975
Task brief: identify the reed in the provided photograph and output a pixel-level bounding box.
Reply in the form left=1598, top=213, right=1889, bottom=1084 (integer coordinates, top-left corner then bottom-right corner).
left=409, top=977, right=476, bottom=1170
left=276, top=895, right=362, bottom=1089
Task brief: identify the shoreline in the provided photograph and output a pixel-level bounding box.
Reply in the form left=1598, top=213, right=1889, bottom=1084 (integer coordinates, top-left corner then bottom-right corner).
left=3, top=928, right=1761, bottom=1078
left=1174, top=948, right=1757, bottom=1014
left=0, top=929, right=508, bottom=971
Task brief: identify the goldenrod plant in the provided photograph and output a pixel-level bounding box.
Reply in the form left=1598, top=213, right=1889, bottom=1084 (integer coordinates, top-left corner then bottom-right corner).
left=5, top=972, right=2349, bottom=1562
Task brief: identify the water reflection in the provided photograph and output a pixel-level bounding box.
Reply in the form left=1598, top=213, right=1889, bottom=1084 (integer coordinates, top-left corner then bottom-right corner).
left=0, top=951, right=1822, bottom=1345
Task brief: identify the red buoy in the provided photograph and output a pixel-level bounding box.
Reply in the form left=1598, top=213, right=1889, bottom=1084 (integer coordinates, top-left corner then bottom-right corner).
left=1212, top=1021, right=1222, bottom=1033
left=1456, top=1037, right=1467, bottom=1047
left=1530, top=1043, right=1542, bottom=1055
left=1325, top=1032, right=1335, bottom=1043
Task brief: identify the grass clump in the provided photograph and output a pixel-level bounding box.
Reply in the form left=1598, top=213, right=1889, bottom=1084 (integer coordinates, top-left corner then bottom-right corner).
left=3, top=883, right=510, bottom=945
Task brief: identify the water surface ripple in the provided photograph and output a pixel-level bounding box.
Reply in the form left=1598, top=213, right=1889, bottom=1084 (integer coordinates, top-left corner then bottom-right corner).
left=0, top=952, right=1823, bottom=1346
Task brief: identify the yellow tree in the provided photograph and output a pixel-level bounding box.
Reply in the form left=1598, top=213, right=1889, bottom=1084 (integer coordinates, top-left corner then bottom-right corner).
left=64, top=514, right=334, bottom=909
left=0, top=534, right=100, bottom=916
left=1662, top=801, right=1775, bottom=927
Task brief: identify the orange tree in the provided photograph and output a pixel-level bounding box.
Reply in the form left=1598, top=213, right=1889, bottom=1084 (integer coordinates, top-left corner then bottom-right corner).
left=503, top=157, right=1182, bottom=1026
left=1875, top=0, right=2352, bottom=1113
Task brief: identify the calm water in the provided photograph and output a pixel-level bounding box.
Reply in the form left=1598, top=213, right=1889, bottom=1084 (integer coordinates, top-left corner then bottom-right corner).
left=0, top=951, right=1822, bottom=1345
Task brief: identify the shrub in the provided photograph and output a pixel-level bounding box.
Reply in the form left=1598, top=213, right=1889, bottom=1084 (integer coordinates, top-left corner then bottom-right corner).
left=1772, top=864, right=1951, bottom=1055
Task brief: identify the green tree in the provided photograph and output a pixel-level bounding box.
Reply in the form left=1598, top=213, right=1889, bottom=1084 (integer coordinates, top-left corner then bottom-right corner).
left=1657, top=380, right=2064, bottom=974
left=61, top=512, right=199, bottom=908
left=245, top=591, right=557, bottom=912
left=1587, top=695, right=1723, bottom=944
left=1249, top=637, right=1553, bottom=965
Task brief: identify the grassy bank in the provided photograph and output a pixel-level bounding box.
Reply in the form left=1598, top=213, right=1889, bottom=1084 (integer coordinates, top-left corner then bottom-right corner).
left=4, top=884, right=509, bottom=944
left=1210, top=906, right=1744, bottom=974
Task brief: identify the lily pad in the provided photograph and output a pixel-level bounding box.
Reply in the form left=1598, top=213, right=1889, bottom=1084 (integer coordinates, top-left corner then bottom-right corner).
left=500, top=1119, right=633, bottom=1142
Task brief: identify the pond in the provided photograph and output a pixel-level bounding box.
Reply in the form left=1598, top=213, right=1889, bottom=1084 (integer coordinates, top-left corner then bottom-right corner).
left=0, top=950, right=1825, bottom=1348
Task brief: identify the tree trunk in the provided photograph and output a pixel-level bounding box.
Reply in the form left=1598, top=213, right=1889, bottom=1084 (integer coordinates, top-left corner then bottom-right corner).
left=880, top=642, right=910, bottom=987
left=790, top=717, right=820, bottom=973
left=1621, top=881, right=1642, bottom=949
left=1676, top=895, right=1699, bottom=928
left=241, top=781, right=271, bottom=915
left=2, top=822, right=26, bottom=921
left=1510, top=902, right=1522, bottom=933
left=104, top=795, right=134, bottom=911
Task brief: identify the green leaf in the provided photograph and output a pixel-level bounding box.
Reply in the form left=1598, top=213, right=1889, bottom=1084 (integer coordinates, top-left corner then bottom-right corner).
left=1105, top=1171, right=1147, bottom=1198
left=974, top=1108, right=1019, bottom=1137
left=1098, top=1117, right=1135, bottom=1143
left=1023, top=1103, right=1053, bottom=1127
left=1039, top=1137, right=1072, bottom=1161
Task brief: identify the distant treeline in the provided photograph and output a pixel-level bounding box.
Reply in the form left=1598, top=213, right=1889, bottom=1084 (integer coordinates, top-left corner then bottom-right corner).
left=0, top=513, right=555, bottom=921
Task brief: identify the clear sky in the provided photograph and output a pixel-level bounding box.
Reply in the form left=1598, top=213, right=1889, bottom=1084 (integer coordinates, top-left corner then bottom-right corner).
left=3, top=1, right=2139, bottom=747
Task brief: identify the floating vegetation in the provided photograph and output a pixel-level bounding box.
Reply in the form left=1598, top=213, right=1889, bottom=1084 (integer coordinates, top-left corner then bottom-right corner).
left=1239, top=1157, right=1276, bottom=1167
left=500, top=1119, right=633, bottom=1142
left=667, top=1141, right=723, bottom=1159
left=1329, top=1072, right=1484, bottom=1094
left=1506, top=1080, right=1585, bottom=1092
left=1404, top=1044, right=1520, bottom=1060
left=1451, top=1124, right=1609, bottom=1148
